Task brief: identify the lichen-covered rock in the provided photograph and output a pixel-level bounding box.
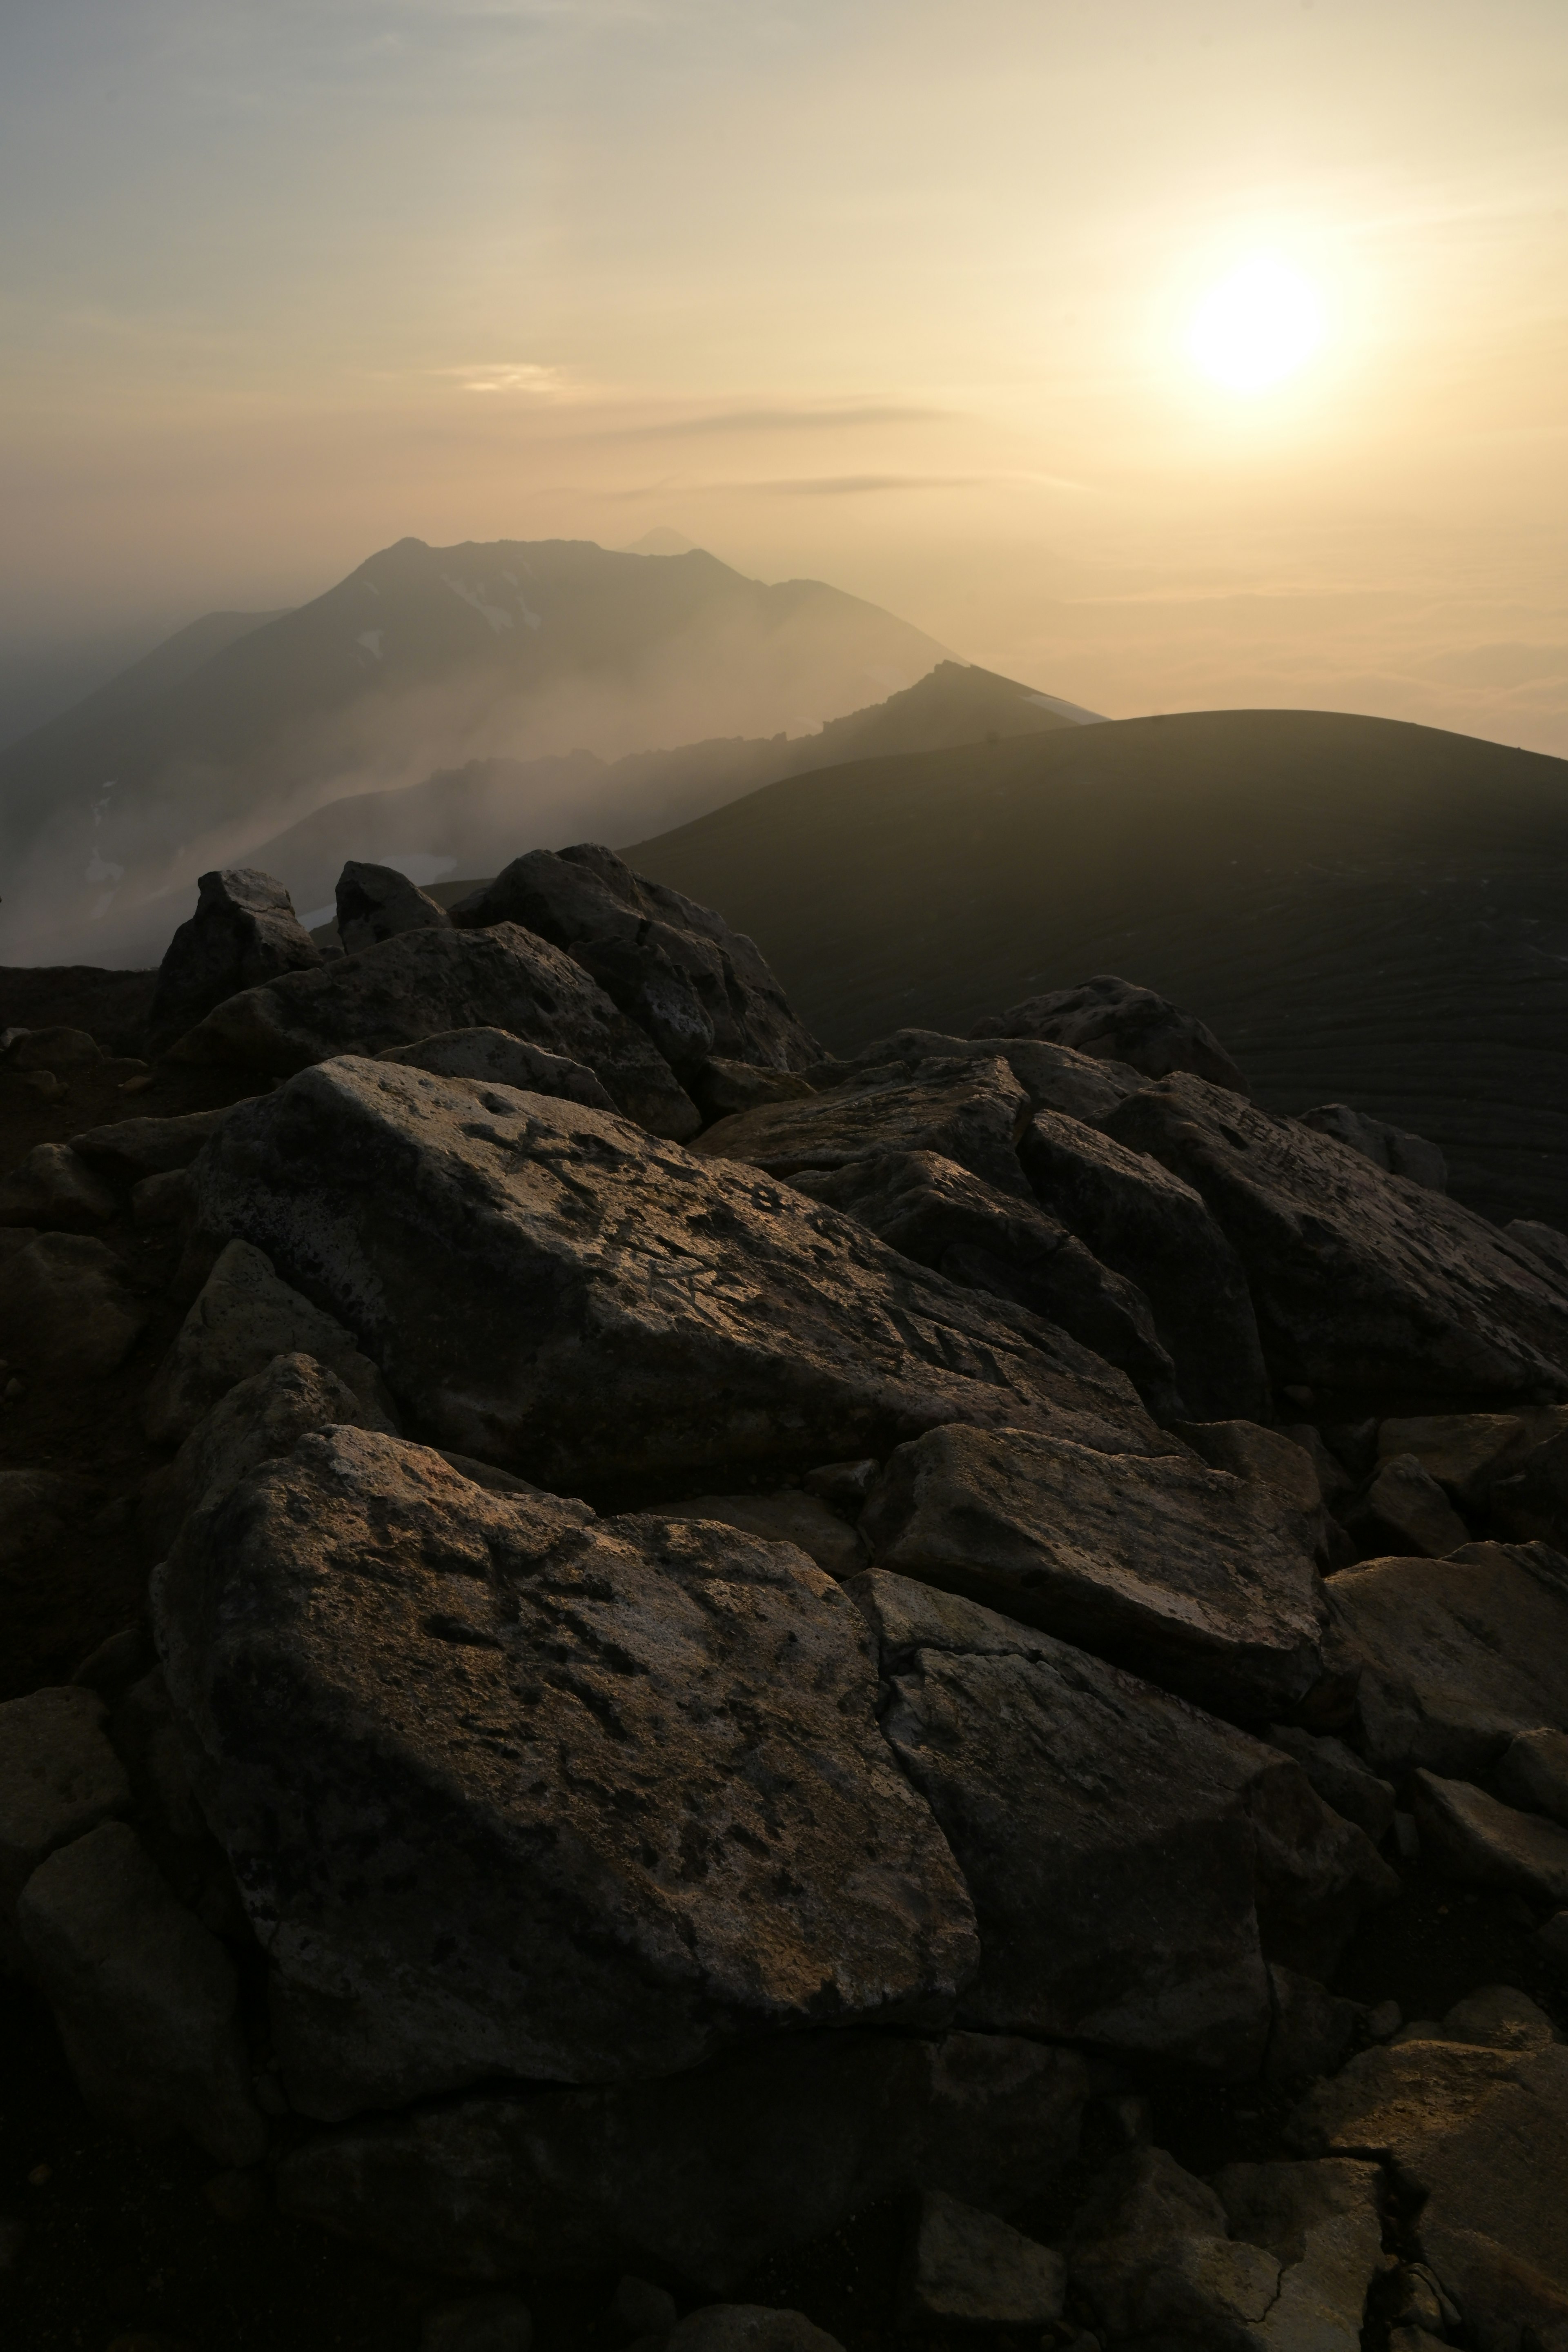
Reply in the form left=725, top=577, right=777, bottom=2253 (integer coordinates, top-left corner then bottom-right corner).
left=859, top=1423, right=1327, bottom=1717
left=166, top=922, right=701, bottom=1139
left=191, top=1058, right=1161, bottom=1488
left=147, top=866, right=323, bottom=1054
left=155, top=1429, right=979, bottom=2116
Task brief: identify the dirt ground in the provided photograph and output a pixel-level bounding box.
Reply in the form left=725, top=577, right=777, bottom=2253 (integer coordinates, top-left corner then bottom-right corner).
left=2, top=984, right=1564, bottom=2351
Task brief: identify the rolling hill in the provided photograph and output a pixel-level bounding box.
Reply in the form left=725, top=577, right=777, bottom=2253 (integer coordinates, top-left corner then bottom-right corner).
left=621, top=708, right=1568, bottom=1231
left=0, top=537, right=951, bottom=967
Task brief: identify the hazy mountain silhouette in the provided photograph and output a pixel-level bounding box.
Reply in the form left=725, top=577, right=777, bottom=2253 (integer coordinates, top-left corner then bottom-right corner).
left=620, top=708, right=1568, bottom=1229
left=249, top=659, right=1091, bottom=921
left=0, top=537, right=949, bottom=964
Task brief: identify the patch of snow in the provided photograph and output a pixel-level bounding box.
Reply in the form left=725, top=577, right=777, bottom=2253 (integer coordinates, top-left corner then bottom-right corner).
left=441, top=573, right=513, bottom=633
left=358, top=630, right=384, bottom=658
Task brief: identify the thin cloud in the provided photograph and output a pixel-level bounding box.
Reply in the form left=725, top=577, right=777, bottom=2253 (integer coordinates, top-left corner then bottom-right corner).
left=586, top=403, right=957, bottom=441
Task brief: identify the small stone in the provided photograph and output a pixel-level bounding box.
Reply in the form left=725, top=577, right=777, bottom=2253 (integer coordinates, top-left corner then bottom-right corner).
left=1441, top=1983, right=1558, bottom=2053
left=119, top=1074, right=156, bottom=1095
left=420, top=2295, right=533, bottom=2352
left=1349, top=1453, right=1470, bottom=1559
left=69, top=1627, right=151, bottom=1702
left=21, top=1070, right=65, bottom=1101
left=131, top=1169, right=196, bottom=1228
left=801, top=1459, right=880, bottom=1512
left=666, top=2311, right=844, bottom=2352
left=900, top=2188, right=1066, bottom=2328
left=1495, top=1727, right=1568, bottom=1829
left=611, top=2276, right=679, bottom=2337
left=10, top=1026, right=102, bottom=1071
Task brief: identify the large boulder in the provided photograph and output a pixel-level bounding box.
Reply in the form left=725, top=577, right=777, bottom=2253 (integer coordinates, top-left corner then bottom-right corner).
left=1102, top=1073, right=1568, bottom=1405
left=811, top=1027, right=1141, bottom=1125
left=450, top=844, right=820, bottom=1077
left=1327, top=1543, right=1568, bottom=1777
left=335, top=860, right=452, bottom=953
left=146, top=867, right=323, bottom=1054
left=375, top=1028, right=614, bottom=1111
left=971, top=973, right=1248, bottom=1094
left=694, top=1055, right=1034, bottom=1201
left=858, top=1424, right=1327, bottom=1719
left=849, top=1571, right=1393, bottom=2074
left=0, top=1687, right=131, bottom=1970
left=165, top=922, right=701, bottom=1139
left=154, top=1428, right=980, bottom=2116
left=1291, top=2031, right=1568, bottom=2352
left=0, top=1144, right=116, bottom=1232
left=0, top=1233, right=148, bottom=1379
left=1020, top=1110, right=1270, bottom=1422
left=786, top=1148, right=1180, bottom=1417
left=69, top=1101, right=245, bottom=1179
left=190, top=1059, right=1162, bottom=1487
left=276, top=2027, right=1090, bottom=2290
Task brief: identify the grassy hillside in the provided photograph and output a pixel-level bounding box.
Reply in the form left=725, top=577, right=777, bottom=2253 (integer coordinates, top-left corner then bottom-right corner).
left=624, top=708, right=1568, bottom=1230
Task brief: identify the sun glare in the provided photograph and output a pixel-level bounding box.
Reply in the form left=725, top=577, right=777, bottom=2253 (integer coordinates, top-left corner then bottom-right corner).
left=1185, top=256, right=1325, bottom=394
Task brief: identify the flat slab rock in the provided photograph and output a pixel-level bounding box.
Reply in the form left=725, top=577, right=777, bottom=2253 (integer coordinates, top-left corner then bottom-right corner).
left=1103, top=1072, right=1568, bottom=1405
left=1291, top=2031, right=1568, bottom=2352
left=859, top=1422, right=1327, bottom=1717
left=190, top=1057, right=1161, bottom=1488
left=167, top=922, right=700, bottom=1140
left=1328, top=1542, right=1568, bottom=1777
left=154, top=1428, right=979, bottom=2116
left=814, top=1027, right=1141, bottom=1126
left=694, top=1054, right=1035, bottom=1200
left=276, top=2025, right=1091, bottom=2290
left=848, top=1571, right=1392, bottom=2074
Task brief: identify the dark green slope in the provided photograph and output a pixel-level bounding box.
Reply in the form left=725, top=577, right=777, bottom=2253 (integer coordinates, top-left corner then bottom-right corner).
left=623, top=708, right=1568, bottom=1229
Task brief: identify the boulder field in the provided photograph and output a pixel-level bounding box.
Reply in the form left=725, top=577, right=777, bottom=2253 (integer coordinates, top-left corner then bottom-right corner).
left=5, top=846, right=1568, bottom=2348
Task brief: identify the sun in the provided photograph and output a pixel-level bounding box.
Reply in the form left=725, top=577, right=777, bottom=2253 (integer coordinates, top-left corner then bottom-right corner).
left=1185, top=256, right=1325, bottom=394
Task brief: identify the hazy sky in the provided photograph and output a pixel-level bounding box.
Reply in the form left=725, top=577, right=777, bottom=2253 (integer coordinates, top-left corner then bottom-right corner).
left=4, top=0, right=1567, bottom=748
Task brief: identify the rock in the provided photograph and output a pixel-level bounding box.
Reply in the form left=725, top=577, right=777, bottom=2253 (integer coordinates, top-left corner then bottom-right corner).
left=1283, top=1423, right=1357, bottom=1507
left=900, top=2189, right=1065, bottom=2329
left=1375, top=1412, right=1532, bottom=1509
left=146, top=867, right=323, bottom=1055
left=1329, top=1546, right=1568, bottom=1777
left=449, top=843, right=820, bottom=1077
left=666, top=2312, right=841, bottom=2352
left=1348, top=1454, right=1470, bottom=1558
left=1507, top=1218, right=1568, bottom=1283
left=7, top=1025, right=104, bottom=1071
left=143, top=1238, right=396, bottom=1446
left=1067, top=2145, right=1284, bottom=2345
left=191, top=1058, right=1162, bottom=1488
left=0, top=1234, right=148, bottom=1379
left=15, top=1821, right=265, bottom=2165
left=786, top=1148, right=1182, bottom=1419
left=1211, top=2156, right=1388, bottom=2351
left=1262, top=1726, right=1396, bottom=1845
left=1174, top=1419, right=1336, bottom=1563
left=156, top=1428, right=978, bottom=2115
left=971, top=973, right=1248, bottom=1093
left=1410, top=1771, right=1568, bottom=1903
left=166, top=922, right=701, bottom=1138
left=336, top=861, right=453, bottom=954
left=131, top=1168, right=195, bottom=1228
left=1265, top=1964, right=1362, bottom=2089
left=694, top=1055, right=1035, bottom=1200
left=1290, top=2030, right=1568, bottom=2352
left=811, top=1027, right=1143, bottom=1125
left=1441, top=1984, right=1558, bottom=2053
left=691, top=1060, right=815, bottom=1121
left=275, top=2026, right=1090, bottom=2289
left=0, top=1687, right=131, bottom=1969
left=71, top=1625, right=153, bottom=1702
left=1388, top=2262, right=1461, bottom=2334
left=1495, top=1728, right=1568, bottom=1827
left=375, top=1027, right=614, bottom=1110
left=1020, top=1109, right=1270, bottom=1421
left=849, top=1570, right=1393, bottom=2072
left=0, top=1467, right=100, bottom=1561
left=1299, top=1103, right=1448, bottom=1192
left=1102, top=1074, right=1568, bottom=1405
left=611, top=2277, right=679, bottom=2336
left=420, top=2295, right=532, bottom=2352
left=70, top=1104, right=243, bottom=1179
left=0, top=1143, right=117, bottom=1230
left=858, top=1423, right=1328, bottom=1717
left=665, top=1492, right=864, bottom=1579
left=1490, top=1423, right=1568, bottom=1551
left=142, top=1350, right=399, bottom=1554
left=1537, top=1913, right=1568, bottom=1975
left=801, top=1459, right=880, bottom=1512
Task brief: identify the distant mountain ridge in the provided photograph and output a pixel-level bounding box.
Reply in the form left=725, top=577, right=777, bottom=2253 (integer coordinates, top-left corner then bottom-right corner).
left=0, top=536, right=952, bottom=965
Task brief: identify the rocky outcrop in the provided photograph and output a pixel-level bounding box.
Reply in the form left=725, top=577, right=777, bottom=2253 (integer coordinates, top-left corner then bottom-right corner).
left=850, top=1571, right=1392, bottom=2072
left=694, top=1054, right=1035, bottom=1200
left=786, top=1148, right=1180, bottom=1417
left=1103, top=1073, right=1568, bottom=1405
left=1300, top=1102, right=1447, bottom=1193
left=335, top=861, right=452, bottom=953
left=450, top=844, right=820, bottom=1077
left=971, top=973, right=1249, bottom=1094
left=375, top=1028, right=614, bottom=1109
left=858, top=1425, right=1328, bottom=1717
left=1020, top=1109, right=1271, bottom=1422
left=165, top=923, right=701, bottom=1139
left=146, top=867, right=323, bottom=1055
left=190, top=1058, right=1161, bottom=1486
left=275, top=2027, right=1090, bottom=2290
left=155, top=1429, right=979, bottom=2116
